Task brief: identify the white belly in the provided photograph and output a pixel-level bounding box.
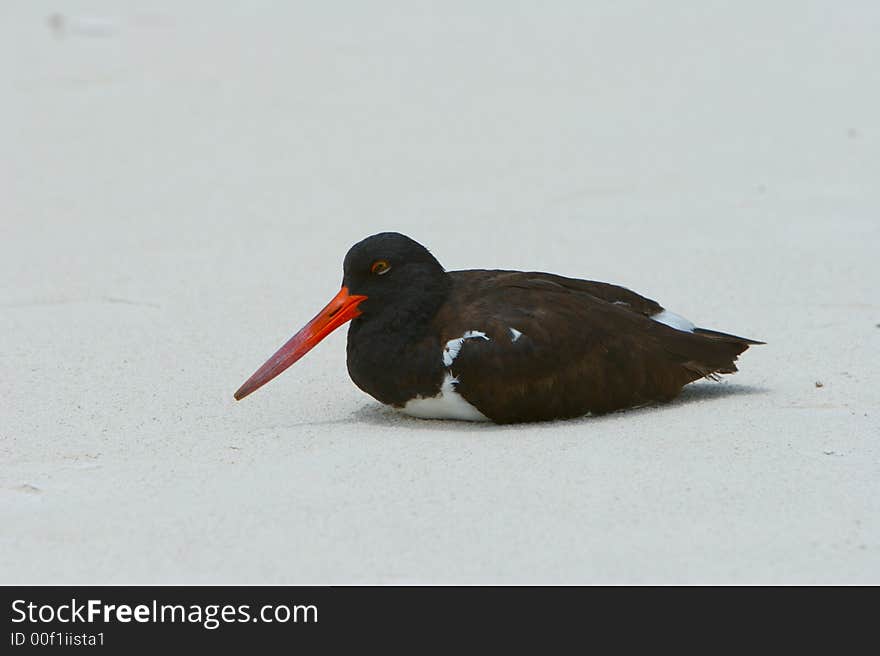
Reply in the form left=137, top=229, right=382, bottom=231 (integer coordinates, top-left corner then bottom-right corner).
left=400, top=374, right=489, bottom=421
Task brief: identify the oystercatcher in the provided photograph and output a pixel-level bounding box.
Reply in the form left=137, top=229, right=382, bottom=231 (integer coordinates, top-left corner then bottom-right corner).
left=234, top=232, right=762, bottom=423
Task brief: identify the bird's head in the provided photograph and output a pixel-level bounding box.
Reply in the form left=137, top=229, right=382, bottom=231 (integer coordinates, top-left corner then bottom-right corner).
left=233, top=232, right=447, bottom=401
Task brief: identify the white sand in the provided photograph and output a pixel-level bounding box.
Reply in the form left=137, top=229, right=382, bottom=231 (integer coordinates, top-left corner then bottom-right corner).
left=2, top=1, right=878, bottom=584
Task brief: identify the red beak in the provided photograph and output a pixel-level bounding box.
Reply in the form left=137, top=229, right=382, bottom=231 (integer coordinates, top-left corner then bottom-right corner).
left=234, top=287, right=367, bottom=401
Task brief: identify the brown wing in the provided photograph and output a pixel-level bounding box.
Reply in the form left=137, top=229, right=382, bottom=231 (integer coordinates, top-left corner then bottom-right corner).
left=498, top=270, right=666, bottom=317
left=437, top=270, right=758, bottom=423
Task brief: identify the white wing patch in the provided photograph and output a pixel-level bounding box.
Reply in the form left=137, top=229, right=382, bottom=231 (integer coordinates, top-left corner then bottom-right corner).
left=652, top=309, right=696, bottom=333
left=442, top=330, right=489, bottom=366
left=509, top=327, right=523, bottom=342
left=400, top=374, right=490, bottom=421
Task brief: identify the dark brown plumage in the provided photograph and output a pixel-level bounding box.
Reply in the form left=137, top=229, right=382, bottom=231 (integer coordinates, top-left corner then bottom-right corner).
left=234, top=232, right=763, bottom=424
left=434, top=271, right=760, bottom=423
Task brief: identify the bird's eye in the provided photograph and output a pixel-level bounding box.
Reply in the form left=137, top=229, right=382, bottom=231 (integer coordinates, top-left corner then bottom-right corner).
left=370, top=260, right=391, bottom=275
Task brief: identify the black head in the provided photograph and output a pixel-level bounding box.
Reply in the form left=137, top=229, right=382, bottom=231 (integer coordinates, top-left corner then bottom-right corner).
left=233, top=232, right=448, bottom=401
left=341, top=232, right=449, bottom=318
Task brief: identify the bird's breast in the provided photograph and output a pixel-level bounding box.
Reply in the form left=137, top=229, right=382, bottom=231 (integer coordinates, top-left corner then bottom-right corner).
left=346, top=321, right=492, bottom=420
left=346, top=320, right=446, bottom=407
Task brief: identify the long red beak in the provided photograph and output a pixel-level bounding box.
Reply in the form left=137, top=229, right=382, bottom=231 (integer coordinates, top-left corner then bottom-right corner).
left=234, top=287, right=367, bottom=401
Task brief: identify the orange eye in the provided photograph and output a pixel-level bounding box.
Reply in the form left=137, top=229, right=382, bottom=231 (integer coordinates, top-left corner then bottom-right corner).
left=370, top=260, right=391, bottom=275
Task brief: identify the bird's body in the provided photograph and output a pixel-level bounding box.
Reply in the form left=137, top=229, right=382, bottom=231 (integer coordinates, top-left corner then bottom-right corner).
left=235, top=233, right=762, bottom=424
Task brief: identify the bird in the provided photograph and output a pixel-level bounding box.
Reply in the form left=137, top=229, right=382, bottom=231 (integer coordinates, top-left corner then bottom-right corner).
left=234, top=232, right=763, bottom=424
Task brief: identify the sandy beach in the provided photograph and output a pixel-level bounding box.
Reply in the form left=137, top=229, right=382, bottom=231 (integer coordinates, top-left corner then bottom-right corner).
left=2, top=1, right=878, bottom=583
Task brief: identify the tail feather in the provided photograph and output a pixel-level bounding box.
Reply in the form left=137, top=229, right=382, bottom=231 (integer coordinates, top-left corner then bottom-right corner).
left=663, top=326, right=763, bottom=384
left=693, top=327, right=765, bottom=345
